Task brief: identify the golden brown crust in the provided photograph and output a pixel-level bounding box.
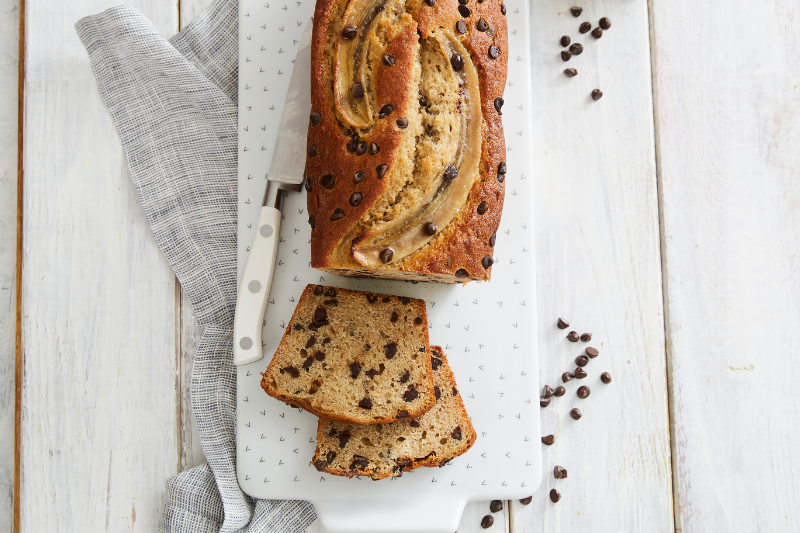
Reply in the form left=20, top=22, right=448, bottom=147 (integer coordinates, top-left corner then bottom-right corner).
left=306, top=0, right=508, bottom=283
left=260, top=285, right=436, bottom=424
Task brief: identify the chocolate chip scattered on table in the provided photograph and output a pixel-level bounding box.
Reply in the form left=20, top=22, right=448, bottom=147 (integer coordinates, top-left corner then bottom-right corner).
left=592, top=89, right=603, bottom=100
left=557, top=317, right=570, bottom=329
left=542, top=434, right=555, bottom=445
left=554, top=465, right=568, bottom=479
left=550, top=488, right=561, bottom=503
left=601, top=371, right=613, bottom=384
left=577, top=385, right=591, bottom=399
left=490, top=500, right=504, bottom=513
left=480, top=515, right=494, bottom=529
left=570, top=6, right=583, bottom=17
left=580, top=332, right=592, bottom=341
left=564, top=68, right=578, bottom=77
left=570, top=408, right=582, bottom=420
left=567, top=331, right=580, bottom=342
left=574, top=367, right=587, bottom=379
left=519, top=496, right=533, bottom=505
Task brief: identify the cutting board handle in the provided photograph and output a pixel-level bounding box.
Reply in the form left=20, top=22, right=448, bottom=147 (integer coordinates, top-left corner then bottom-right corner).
left=312, top=497, right=467, bottom=533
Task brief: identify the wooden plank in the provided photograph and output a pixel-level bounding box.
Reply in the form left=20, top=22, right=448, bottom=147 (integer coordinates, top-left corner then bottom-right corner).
left=176, top=0, right=217, bottom=474
left=650, top=1, right=800, bottom=531
left=20, top=2, right=180, bottom=531
left=510, top=1, right=673, bottom=530
left=1, top=0, right=20, bottom=529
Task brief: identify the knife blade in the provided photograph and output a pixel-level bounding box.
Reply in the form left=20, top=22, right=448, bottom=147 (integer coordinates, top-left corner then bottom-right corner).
left=234, top=18, right=314, bottom=366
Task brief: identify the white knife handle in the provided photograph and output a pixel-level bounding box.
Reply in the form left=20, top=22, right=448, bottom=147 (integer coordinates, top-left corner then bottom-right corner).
left=233, top=206, right=281, bottom=366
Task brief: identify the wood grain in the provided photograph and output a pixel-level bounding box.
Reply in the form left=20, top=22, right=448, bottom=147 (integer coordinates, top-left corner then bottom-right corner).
left=510, top=0, right=673, bottom=530
left=651, top=0, right=800, bottom=531
left=2, top=0, right=21, bottom=530
left=19, top=1, right=180, bottom=531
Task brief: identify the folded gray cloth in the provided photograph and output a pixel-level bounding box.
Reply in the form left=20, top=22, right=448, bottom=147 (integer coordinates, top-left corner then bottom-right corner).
left=75, top=2, right=316, bottom=531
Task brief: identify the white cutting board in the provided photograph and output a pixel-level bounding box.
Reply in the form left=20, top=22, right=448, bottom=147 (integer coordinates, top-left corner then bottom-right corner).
left=236, top=0, right=540, bottom=531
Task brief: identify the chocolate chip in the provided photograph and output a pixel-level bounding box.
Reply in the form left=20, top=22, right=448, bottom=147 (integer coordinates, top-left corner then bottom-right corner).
left=347, top=362, right=361, bottom=379
left=580, top=333, right=592, bottom=342
left=486, top=44, right=500, bottom=60
left=414, top=316, right=423, bottom=324
left=554, top=465, right=567, bottom=479
left=355, top=142, right=368, bottom=156
left=347, top=192, right=363, bottom=207
left=307, top=322, right=318, bottom=331
left=450, top=53, right=465, bottom=71
left=364, top=367, right=380, bottom=379
left=586, top=347, right=599, bottom=358
left=591, top=27, right=603, bottom=39
left=543, top=385, right=554, bottom=398
left=379, top=248, right=394, bottom=264
left=542, top=434, right=555, bottom=445
left=404, top=385, right=419, bottom=402
left=575, top=367, right=587, bottom=379
left=310, top=112, right=321, bottom=126
left=314, top=351, right=325, bottom=361
left=592, top=89, right=603, bottom=100
left=396, top=117, right=409, bottom=129
left=358, top=397, right=373, bottom=409
left=382, top=297, right=390, bottom=303
left=443, top=164, right=458, bottom=181
left=308, top=214, right=315, bottom=229
left=554, top=386, right=566, bottom=396
left=564, top=68, right=578, bottom=77
left=452, top=386, right=458, bottom=396
left=346, top=136, right=358, bottom=152
left=567, top=331, right=579, bottom=342
left=410, top=420, right=421, bottom=427
left=313, top=286, right=323, bottom=295
left=569, top=43, right=583, bottom=55
left=599, top=17, right=611, bottom=30
left=519, top=496, right=532, bottom=505
left=304, top=176, right=313, bottom=192
left=314, top=307, right=327, bottom=323
left=458, top=0, right=467, bottom=4
left=314, top=459, right=326, bottom=471
left=494, top=97, right=504, bottom=114
left=439, top=458, right=450, bottom=467
left=308, top=145, right=317, bottom=157
left=451, top=426, right=462, bottom=440
left=425, top=0, right=435, bottom=6
left=324, top=287, right=336, bottom=297
left=376, top=164, right=389, bottom=179
left=293, top=323, right=304, bottom=331
left=383, top=54, right=395, bottom=66
left=487, top=500, right=503, bottom=513
left=401, top=297, right=411, bottom=304
left=305, top=336, right=316, bottom=349
left=400, top=369, right=410, bottom=383
left=540, top=397, right=551, bottom=407
left=560, top=35, right=571, bottom=47
left=352, top=171, right=365, bottom=184
left=390, top=311, right=399, bottom=323
left=281, top=366, right=300, bottom=378
left=330, top=208, right=345, bottom=221
left=500, top=4, right=506, bottom=15
left=579, top=21, right=591, bottom=33
left=379, top=104, right=394, bottom=119
left=576, top=355, right=589, bottom=367
left=419, top=221, right=437, bottom=236
left=419, top=95, right=428, bottom=107
left=477, top=201, right=488, bottom=215
left=302, top=356, right=313, bottom=370
left=456, top=20, right=467, bottom=34
left=351, top=83, right=364, bottom=99
left=557, top=318, right=569, bottom=329
left=321, top=174, right=335, bottom=189
left=458, top=5, right=471, bottom=17
left=561, top=50, right=572, bottom=61
left=455, top=268, right=468, bottom=277
left=570, top=6, right=582, bottom=17
left=569, top=408, right=583, bottom=420
left=489, top=231, right=497, bottom=247
left=477, top=17, right=488, bottom=31
left=480, top=515, right=494, bottom=529
left=434, top=385, right=441, bottom=400
left=562, top=372, right=575, bottom=383
left=481, top=256, right=494, bottom=269
left=342, top=25, right=357, bottom=39
left=577, top=385, right=591, bottom=399
left=350, top=456, right=370, bottom=469
left=497, top=161, right=507, bottom=182
left=431, top=354, right=443, bottom=370
left=338, top=432, right=351, bottom=448
left=309, top=379, right=321, bottom=394
left=369, top=142, right=380, bottom=155
left=385, top=342, right=398, bottom=359
left=325, top=451, right=337, bottom=465
left=550, top=489, right=561, bottom=503
left=601, top=372, right=612, bottom=384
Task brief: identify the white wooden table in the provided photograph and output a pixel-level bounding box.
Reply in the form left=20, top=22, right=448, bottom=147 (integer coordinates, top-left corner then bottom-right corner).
left=3, top=0, right=799, bottom=531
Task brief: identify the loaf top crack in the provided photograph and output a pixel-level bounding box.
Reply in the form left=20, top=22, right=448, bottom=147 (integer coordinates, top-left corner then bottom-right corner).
left=305, top=0, right=508, bottom=283
left=261, top=285, right=435, bottom=424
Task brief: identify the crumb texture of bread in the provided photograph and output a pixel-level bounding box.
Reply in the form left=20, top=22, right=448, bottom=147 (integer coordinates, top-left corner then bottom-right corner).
left=306, top=0, right=508, bottom=283
left=261, top=285, right=435, bottom=424
left=313, top=346, right=476, bottom=479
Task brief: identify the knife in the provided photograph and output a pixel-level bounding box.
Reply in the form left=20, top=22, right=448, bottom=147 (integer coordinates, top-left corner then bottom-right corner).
left=233, top=18, right=314, bottom=366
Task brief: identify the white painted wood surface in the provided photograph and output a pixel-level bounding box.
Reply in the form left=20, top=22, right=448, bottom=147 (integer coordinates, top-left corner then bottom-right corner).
left=651, top=1, right=800, bottom=531
left=19, top=1, right=180, bottom=531
left=510, top=0, right=673, bottom=530
left=0, top=1, right=20, bottom=530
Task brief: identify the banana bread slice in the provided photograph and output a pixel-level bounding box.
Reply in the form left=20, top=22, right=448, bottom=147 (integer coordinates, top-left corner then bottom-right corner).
left=312, top=346, right=476, bottom=479
left=304, top=0, right=508, bottom=283
left=261, top=284, right=435, bottom=424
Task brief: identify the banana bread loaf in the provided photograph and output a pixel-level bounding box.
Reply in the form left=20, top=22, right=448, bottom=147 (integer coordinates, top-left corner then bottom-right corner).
left=304, top=0, right=508, bottom=283
left=261, top=285, right=436, bottom=424
left=312, top=346, right=476, bottom=479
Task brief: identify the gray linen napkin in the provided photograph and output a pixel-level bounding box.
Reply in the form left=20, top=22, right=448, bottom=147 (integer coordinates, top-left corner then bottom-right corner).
left=75, top=2, right=317, bottom=531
